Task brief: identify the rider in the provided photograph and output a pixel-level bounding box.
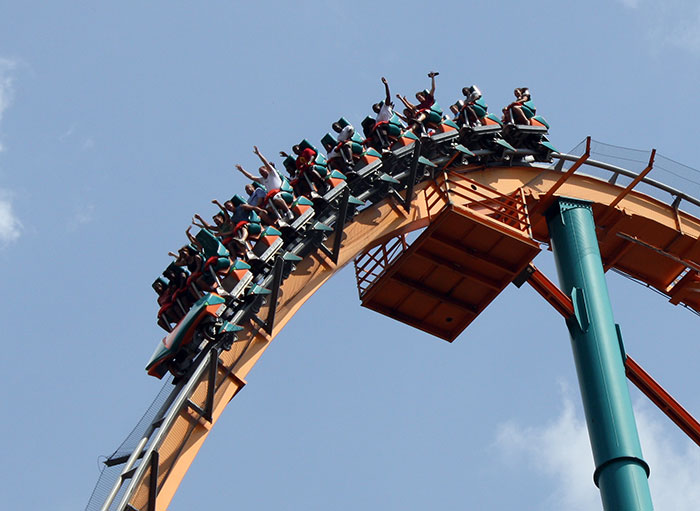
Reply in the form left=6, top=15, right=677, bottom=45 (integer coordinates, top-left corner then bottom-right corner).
left=503, top=87, right=532, bottom=125
left=330, top=121, right=356, bottom=169
left=280, top=145, right=326, bottom=196
left=395, top=71, right=439, bottom=135
left=458, top=85, right=483, bottom=127
left=236, top=146, right=295, bottom=222
left=370, top=76, right=396, bottom=150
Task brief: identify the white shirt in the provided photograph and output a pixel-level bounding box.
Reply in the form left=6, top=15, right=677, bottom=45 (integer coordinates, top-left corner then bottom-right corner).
left=337, top=125, right=354, bottom=142
left=466, top=85, right=482, bottom=104
left=261, top=168, right=282, bottom=191
left=377, top=103, right=393, bottom=123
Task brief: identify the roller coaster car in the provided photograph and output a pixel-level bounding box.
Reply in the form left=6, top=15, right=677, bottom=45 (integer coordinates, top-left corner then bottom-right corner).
left=251, top=225, right=284, bottom=264
left=450, top=98, right=502, bottom=129
left=502, top=123, right=556, bottom=162
left=282, top=139, right=328, bottom=176
left=146, top=292, right=242, bottom=379
left=157, top=263, right=196, bottom=330
left=421, top=103, right=459, bottom=135
left=330, top=118, right=382, bottom=170
left=192, top=228, right=256, bottom=301
left=361, top=112, right=405, bottom=152
left=288, top=196, right=316, bottom=229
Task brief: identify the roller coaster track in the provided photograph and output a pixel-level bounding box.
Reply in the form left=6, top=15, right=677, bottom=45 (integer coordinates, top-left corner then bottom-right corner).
left=87, top=131, right=700, bottom=511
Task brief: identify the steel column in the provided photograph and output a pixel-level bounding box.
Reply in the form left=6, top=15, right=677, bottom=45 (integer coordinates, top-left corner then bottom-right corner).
left=546, top=197, right=653, bottom=511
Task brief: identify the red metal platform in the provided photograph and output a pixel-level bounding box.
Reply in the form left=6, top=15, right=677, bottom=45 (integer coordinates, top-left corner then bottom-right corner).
left=356, top=199, right=540, bottom=341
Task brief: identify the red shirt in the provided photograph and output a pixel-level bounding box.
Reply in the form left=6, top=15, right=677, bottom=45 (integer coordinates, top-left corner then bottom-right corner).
left=295, top=148, right=317, bottom=171
left=417, top=94, right=435, bottom=111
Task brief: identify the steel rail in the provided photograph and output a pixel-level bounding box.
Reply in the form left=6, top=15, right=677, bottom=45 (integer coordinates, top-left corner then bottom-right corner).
left=550, top=152, right=700, bottom=210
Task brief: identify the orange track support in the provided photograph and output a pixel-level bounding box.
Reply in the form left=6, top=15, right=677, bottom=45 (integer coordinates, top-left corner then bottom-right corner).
left=625, top=355, right=700, bottom=447
left=525, top=265, right=700, bottom=447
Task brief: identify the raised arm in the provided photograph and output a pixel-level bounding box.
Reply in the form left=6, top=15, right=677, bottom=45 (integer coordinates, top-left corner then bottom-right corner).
left=381, top=77, right=391, bottom=104
left=211, top=199, right=231, bottom=220
left=192, top=214, right=213, bottom=230
left=185, top=226, right=204, bottom=252
left=427, top=71, right=438, bottom=96
left=253, top=146, right=276, bottom=175
left=396, top=94, right=415, bottom=110
left=235, top=164, right=258, bottom=182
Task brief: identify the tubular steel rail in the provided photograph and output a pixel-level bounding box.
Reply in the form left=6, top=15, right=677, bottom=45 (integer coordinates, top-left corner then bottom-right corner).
left=87, top=127, right=700, bottom=511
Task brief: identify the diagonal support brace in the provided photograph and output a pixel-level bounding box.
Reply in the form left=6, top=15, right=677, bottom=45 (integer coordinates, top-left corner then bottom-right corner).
left=318, top=187, right=350, bottom=264
left=403, top=140, right=423, bottom=212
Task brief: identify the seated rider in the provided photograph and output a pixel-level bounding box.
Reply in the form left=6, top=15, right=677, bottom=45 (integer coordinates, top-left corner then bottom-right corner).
left=395, top=70, right=439, bottom=135
left=503, top=87, right=532, bottom=125
left=161, top=264, right=191, bottom=317
left=459, top=85, right=483, bottom=127
left=330, top=122, right=356, bottom=169
left=153, top=277, right=177, bottom=330
left=279, top=145, right=326, bottom=197
left=235, top=146, right=295, bottom=222
left=370, top=76, right=396, bottom=150
left=168, top=242, right=212, bottom=297
left=210, top=198, right=258, bottom=257
left=243, top=183, right=276, bottom=225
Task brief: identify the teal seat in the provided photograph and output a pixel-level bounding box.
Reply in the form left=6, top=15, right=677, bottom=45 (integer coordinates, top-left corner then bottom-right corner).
left=195, top=229, right=229, bottom=259
left=282, top=155, right=296, bottom=175
left=299, top=139, right=317, bottom=152
left=522, top=100, right=536, bottom=119
left=321, top=133, right=338, bottom=152
left=472, top=98, right=488, bottom=118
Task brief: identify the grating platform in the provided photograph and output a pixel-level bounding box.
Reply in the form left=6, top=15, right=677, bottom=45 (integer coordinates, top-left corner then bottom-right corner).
left=358, top=205, right=540, bottom=341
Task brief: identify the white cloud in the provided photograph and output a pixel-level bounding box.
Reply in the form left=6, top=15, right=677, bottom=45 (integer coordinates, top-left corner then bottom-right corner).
left=0, top=58, right=20, bottom=246
left=0, top=192, right=21, bottom=245
left=0, top=58, right=16, bottom=152
left=496, top=388, right=700, bottom=510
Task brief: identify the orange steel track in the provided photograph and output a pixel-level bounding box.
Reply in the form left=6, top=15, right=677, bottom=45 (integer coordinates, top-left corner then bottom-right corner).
left=124, top=163, right=700, bottom=510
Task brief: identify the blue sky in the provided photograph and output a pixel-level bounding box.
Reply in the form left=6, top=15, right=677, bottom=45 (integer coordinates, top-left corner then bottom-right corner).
left=1, top=1, right=699, bottom=510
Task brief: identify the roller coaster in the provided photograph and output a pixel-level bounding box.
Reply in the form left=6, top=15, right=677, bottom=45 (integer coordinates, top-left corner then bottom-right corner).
left=86, top=85, right=700, bottom=511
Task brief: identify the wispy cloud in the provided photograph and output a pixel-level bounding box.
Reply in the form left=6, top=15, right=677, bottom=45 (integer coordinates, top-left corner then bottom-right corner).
left=617, top=0, right=700, bottom=54
left=496, top=386, right=700, bottom=510
left=0, top=191, right=21, bottom=245
left=0, top=58, right=17, bottom=153
left=0, top=59, right=20, bottom=246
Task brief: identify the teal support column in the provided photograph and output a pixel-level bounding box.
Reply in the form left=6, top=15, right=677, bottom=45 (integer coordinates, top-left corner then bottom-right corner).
left=546, top=198, right=653, bottom=511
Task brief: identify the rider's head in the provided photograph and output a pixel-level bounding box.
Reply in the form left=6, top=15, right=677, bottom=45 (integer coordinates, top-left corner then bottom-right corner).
left=372, top=102, right=382, bottom=114
left=331, top=122, right=342, bottom=133
left=212, top=212, right=225, bottom=227
left=292, top=145, right=301, bottom=155
left=152, top=278, right=167, bottom=294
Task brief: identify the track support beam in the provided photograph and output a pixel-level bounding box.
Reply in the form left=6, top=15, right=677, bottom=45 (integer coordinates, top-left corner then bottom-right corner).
left=546, top=197, right=653, bottom=511
left=251, top=256, right=285, bottom=335
left=403, top=140, right=423, bottom=212
left=318, top=187, right=351, bottom=264
left=147, top=450, right=159, bottom=511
